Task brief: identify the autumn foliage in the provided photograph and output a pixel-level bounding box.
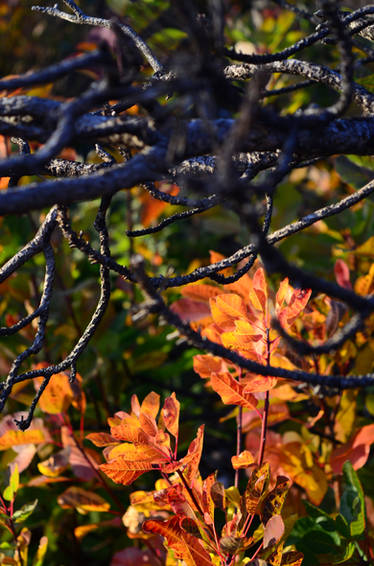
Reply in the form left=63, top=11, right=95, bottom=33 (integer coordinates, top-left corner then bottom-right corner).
left=2, top=1, right=374, bottom=565
left=1, top=256, right=374, bottom=564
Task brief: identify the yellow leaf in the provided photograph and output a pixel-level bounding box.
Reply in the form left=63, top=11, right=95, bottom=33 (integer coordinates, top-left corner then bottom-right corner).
left=244, top=464, right=270, bottom=514
left=37, top=449, right=69, bottom=478
left=0, top=429, right=45, bottom=450
left=334, top=390, right=357, bottom=443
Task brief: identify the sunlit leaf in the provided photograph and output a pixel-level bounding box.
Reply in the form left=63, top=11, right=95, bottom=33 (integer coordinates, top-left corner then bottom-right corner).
left=0, top=429, right=45, bottom=451
left=34, top=368, right=74, bottom=415
left=162, top=393, right=180, bottom=438
left=32, top=536, right=48, bottom=566
left=231, top=450, right=255, bottom=470
left=244, top=464, right=270, bottom=514
left=86, top=432, right=118, bottom=447
left=261, top=476, right=290, bottom=524
left=210, top=371, right=258, bottom=409
left=13, top=499, right=38, bottom=523
left=143, top=516, right=213, bottom=566
left=37, top=449, right=70, bottom=478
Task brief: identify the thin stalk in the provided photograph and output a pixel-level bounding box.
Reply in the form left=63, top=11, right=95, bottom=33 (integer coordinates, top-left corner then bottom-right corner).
left=234, top=406, right=242, bottom=488
left=0, top=492, right=23, bottom=566
left=235, top=369, right=243, bottom=488
left=258, top=329, right=271, bottom=467
left=248, top=541, right=263, bottom=562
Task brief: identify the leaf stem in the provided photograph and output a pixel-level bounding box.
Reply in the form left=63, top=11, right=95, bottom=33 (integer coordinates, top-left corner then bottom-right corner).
left=235, top=368, right=243, bottom=488
left=258, top=328, right=271, bottom=467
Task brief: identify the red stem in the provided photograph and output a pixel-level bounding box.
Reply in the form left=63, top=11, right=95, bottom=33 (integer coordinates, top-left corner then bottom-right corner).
left=235, top=368, right=243, bottom=488
left=258, top=328, right=271, bottom=467
left=258, top=390, right=269, bottom=467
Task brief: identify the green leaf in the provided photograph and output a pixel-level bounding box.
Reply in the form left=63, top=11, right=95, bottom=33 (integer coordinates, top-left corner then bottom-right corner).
left=3, top=485, right=13, bottom=502
left=3, top=465, right=19, bottom=502
left=335, top=513, right=350, bottom=538
left=340, top=462, right=365, bottom=538
left=10, top=464, right=19, bottom=495
left=302, top=528, right=340, bottom=554
left=13, top=499, right=38, bottom=524
left=334, top=541, right=355, bottom=564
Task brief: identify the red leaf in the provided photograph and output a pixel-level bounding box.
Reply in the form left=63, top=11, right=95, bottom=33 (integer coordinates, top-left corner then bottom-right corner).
left=334, top=259, right=352, bottom=289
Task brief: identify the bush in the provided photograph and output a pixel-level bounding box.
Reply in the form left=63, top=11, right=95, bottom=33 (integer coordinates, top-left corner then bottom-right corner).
left=0, top=1, right=374, bottom=564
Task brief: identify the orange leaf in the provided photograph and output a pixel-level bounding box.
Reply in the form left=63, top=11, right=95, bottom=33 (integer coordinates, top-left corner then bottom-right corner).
left=242, top=374, right=278, bottom=394
left=140, top=392, right=160, bottom=420
left=164, top=425, right=205, bottom=481
left=131, top=394, right=141, bottom=416
left=34, top=369, right=74, bottom=414
left=278, top=287, right=312, bottom=330
left=330, top=423, right=374, bottom=475
left=330, top=444, right=368, bottom=476
left=210, top=371, right=258, bottom=409
left=252, top=267, right=268, bottom=312
left=181, top=425, right=204, bottom=480
left=109, top=413, right=148, bottom=444
left=86, top=432, right=118, bottom=447
left=162, top=393, right=180, bottom=438
left=221, top=323, right=263, bottom=353
left=231, top=450, right=255, bottom=470
left=0, top=429, right=45, bottom=450
left=209, top=250, right=232, bottom=276
left=181, top=283, right=221, bottom=303
left=143, top=516, right=213, bottom=566
left=140, top=183, right=179, bottom=227
left=353, top=423, right=374, bottom=448
left=202, top=473, right=216, bottom=524
left=355, top=263, right=374, bottom=296
left=139, top=412, right=158, bottom=438
left=100, top=458, right=154, bottom=486
left=210, top=293, right=247, bottom=328
left=106, top=442, right=169, bottom=464
left=193, top=355, right=227, bottom=379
